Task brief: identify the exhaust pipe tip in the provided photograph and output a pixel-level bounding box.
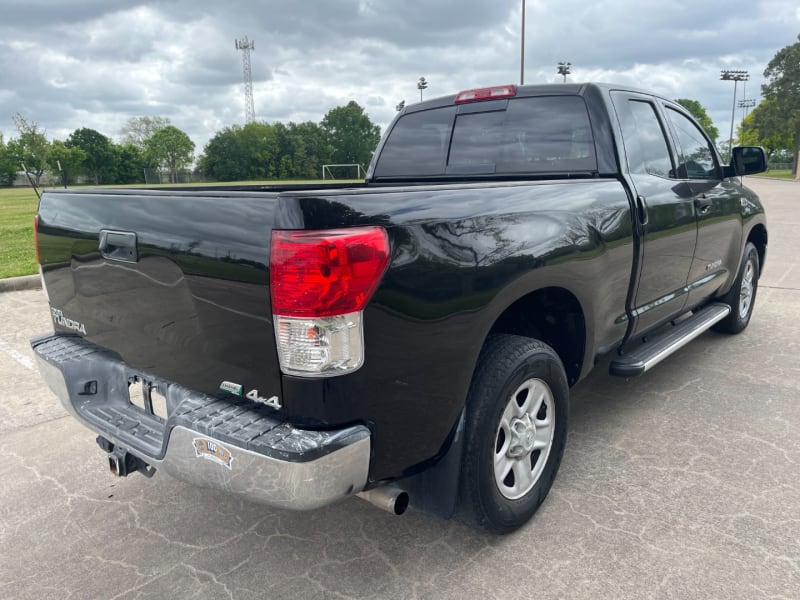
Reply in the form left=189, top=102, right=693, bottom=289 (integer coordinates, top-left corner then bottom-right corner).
left=357, top=486, right=410, bottom=516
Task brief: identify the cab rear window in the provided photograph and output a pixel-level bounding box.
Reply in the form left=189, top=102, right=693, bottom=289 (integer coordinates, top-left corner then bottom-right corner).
left=374, top=96, right=597, bottom=179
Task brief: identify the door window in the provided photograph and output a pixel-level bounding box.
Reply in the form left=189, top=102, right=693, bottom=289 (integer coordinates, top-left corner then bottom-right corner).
left=665, top=107, right=719, bottom=180
left=615, top=99, right=674, bottom=178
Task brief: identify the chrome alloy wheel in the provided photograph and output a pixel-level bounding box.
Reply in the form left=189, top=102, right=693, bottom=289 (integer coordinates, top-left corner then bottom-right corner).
left=494, top=378, right=555, bottom=500
left=739, top=258, right=755, bottom=320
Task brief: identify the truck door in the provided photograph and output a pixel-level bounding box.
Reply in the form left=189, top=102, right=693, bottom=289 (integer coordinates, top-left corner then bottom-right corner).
left=661, top=105, right=743, bottom=308
left=611, top=92, right=697, bottom=334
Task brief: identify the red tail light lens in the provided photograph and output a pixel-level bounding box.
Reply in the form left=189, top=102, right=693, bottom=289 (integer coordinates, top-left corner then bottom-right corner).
left=270, top=227, right=390, bottom=318
left=33, top=215, right=41, bottom=264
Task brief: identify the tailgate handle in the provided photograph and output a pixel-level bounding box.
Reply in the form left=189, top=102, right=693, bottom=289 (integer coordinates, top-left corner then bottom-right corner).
left=99, top=230, right=138, bottom=263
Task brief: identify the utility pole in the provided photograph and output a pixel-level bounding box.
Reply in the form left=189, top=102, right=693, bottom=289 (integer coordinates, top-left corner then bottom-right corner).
left=720, top=69, right=748, bottom=159
left=557, top=61, right=571, bottom=83
left=520, top=0, right=526, bottom=85
left=235, top=36, right=256, bottom=124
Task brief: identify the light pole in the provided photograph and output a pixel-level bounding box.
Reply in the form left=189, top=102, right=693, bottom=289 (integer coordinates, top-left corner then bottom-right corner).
left=557, top=61, right=571, bottom=83
left=417, top=77, right=428, bottom=102
left=738, top=98, right=756, bottom=121
left=720, top=69, right=749, bottom=159
left=520, top=0, right=526, bottom=85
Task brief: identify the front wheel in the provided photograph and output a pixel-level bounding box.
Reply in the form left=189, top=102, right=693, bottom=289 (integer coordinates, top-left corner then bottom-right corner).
left=458, top=334, right=569, bottom=533
left=714, top=242, right=760, bottom=334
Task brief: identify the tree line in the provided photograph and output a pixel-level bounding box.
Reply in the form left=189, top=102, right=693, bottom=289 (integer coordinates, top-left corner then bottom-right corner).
left=737, top=34, right=800, bottom=176
left=0, top=101, right=381, bottom=187
left=0, top=115, right=194, bottom=187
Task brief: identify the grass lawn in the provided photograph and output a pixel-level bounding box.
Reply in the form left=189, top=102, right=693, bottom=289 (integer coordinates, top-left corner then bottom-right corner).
left=761, top=169, right=796, bottom=180
left=0, top=187, right=39, bottom=278
left=0, top=180, right=362, bottom=279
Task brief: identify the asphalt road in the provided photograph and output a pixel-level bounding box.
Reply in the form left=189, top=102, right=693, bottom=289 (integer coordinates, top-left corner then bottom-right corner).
left=1, top=178, right=798, bottom=600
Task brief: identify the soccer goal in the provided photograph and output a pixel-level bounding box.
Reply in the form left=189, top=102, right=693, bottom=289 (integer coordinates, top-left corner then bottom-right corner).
left=322, top=163, right=367, bottom=180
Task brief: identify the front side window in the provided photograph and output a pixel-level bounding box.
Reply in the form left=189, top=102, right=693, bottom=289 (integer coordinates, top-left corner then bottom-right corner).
left=665, top=107, right=718, bottom=180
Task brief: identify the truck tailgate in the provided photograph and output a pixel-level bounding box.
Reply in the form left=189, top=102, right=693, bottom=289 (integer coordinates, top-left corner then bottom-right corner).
left=36, top=189, right=282, bottom=402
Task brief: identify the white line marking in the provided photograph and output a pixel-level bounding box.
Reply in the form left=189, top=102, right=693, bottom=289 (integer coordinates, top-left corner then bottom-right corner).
left=0, top=339, right=35, bottom=371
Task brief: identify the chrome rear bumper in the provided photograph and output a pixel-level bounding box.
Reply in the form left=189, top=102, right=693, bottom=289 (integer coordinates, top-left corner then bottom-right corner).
left=31, top=333, right=371, bottom=510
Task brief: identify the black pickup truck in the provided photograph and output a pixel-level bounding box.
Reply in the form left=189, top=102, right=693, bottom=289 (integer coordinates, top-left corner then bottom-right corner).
left=31, top=83, right=767, bottom=533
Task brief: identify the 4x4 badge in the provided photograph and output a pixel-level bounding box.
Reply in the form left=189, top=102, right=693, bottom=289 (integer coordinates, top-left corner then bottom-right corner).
left=246, top=389, right=282, bottom=410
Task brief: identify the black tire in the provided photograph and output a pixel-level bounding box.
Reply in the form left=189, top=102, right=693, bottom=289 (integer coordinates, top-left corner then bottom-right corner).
left=713, top=242, right=760, bottom=334
left=457, top=334, right=569, bottom=534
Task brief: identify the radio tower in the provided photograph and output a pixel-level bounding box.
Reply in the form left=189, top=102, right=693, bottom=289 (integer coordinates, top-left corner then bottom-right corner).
left=235, top=36, right=256, bottom=123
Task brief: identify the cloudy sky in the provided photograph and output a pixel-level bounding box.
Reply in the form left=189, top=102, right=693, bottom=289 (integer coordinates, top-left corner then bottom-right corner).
left=1, top=0, right=798, bottom=155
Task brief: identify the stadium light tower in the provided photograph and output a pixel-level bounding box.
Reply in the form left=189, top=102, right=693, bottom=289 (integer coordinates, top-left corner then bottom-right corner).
left=720, top=69, right=748, bottom=160
left=235, top=36, right=256, bottom=124
left=417, top=77, right=428, bottom=102
left=738, top=98, right=756, bottom=121
left=557, top=61, right=571, bottom=83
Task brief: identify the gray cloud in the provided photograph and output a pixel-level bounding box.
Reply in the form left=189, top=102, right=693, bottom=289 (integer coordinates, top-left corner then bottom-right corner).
left=0, top=0, right=797, bottom=154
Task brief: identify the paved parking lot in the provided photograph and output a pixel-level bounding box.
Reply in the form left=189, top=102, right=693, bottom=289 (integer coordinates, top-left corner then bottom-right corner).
left=1, top=178, right=798, bottom=599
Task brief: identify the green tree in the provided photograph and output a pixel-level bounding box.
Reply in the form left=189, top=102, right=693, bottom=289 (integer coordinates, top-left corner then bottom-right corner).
left=47, top=140, right=86, bottom=185
left=286, top=121, right=331, bottom=178
left=145, top=126, right=195, bottom=182
left=200, top=120, right=333, bottom=182
left=110, top=143, right=146, bottom=184
left=66, top=127, right=114, bottom=184
left=737, top=99, right=793, bottom=157
left=8, top=113, right=50, bottom=186
left=760, top=34, right=800, bottom=178
left=320, top=101, right=381, bottom=169
left=199, top=125, right=248, bottom=181
left=120, top=116, right=172, bottom=149
left=675, top=98, right=719, bottom=143
left=0, top=133, right=18, bottom=186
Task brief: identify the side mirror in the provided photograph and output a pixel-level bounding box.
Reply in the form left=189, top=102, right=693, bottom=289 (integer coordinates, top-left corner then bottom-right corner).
left=730, top=146, right=767, bottom=176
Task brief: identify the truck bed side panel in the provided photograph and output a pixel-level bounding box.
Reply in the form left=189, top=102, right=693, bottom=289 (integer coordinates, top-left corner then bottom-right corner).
left=275, top=179, right=634, bottom=481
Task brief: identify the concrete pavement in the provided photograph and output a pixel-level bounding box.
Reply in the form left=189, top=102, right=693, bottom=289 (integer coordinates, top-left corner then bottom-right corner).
left=0, top=178, right=797, bottom=599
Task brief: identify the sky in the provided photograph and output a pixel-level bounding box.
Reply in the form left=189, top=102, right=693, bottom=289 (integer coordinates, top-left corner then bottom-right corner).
left=0, top=0, right=798, bottom=155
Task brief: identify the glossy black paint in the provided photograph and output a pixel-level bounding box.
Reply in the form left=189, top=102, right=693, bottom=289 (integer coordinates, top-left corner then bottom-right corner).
left=37, top=189, right=282, bottom=403
left=273, top=179, right=634, bottom=480
left=35, top=84, right=767, bottom=485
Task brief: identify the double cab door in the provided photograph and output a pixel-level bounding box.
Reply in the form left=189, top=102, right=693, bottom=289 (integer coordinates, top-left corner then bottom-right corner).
left=611, top=91, right=741, bottom=336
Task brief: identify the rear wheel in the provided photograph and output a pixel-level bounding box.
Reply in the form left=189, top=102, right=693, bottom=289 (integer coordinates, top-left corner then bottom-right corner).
left=458, top=334, right=569, bottom=533
left=714, top=242, right=760, bottom=334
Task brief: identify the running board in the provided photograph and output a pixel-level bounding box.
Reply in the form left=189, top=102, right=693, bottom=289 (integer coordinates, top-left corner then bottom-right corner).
left=610, top=303, right=731, bottom=378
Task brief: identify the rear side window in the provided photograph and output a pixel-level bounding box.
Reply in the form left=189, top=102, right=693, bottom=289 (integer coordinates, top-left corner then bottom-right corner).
left=373, top=96, right=597, bottom=178
left=615, top=99, right=674, bottom=178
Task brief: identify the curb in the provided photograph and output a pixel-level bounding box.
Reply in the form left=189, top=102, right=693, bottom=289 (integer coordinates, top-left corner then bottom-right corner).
left=0, top=274, right=41, bottom=293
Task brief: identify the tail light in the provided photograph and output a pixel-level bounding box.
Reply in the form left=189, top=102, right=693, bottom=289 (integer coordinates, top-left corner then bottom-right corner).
left=270, top=227, right=390, bottom=377
left=33, top=215, right=41, bottom=264
left=34, top=215, right=49, bottom=301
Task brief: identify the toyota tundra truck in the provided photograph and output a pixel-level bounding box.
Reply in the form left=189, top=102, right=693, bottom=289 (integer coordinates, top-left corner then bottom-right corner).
left=31, top=83, right=768, bottom=533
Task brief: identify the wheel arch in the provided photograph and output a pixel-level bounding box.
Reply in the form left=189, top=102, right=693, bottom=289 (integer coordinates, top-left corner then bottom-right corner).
left=486, top=286, right=587, bottom=386
left=746, top=223, right=767, bottom=276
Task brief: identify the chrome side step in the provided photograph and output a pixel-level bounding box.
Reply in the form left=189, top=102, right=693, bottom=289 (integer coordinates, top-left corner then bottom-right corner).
left=610, top=303, right=731, bottom=378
